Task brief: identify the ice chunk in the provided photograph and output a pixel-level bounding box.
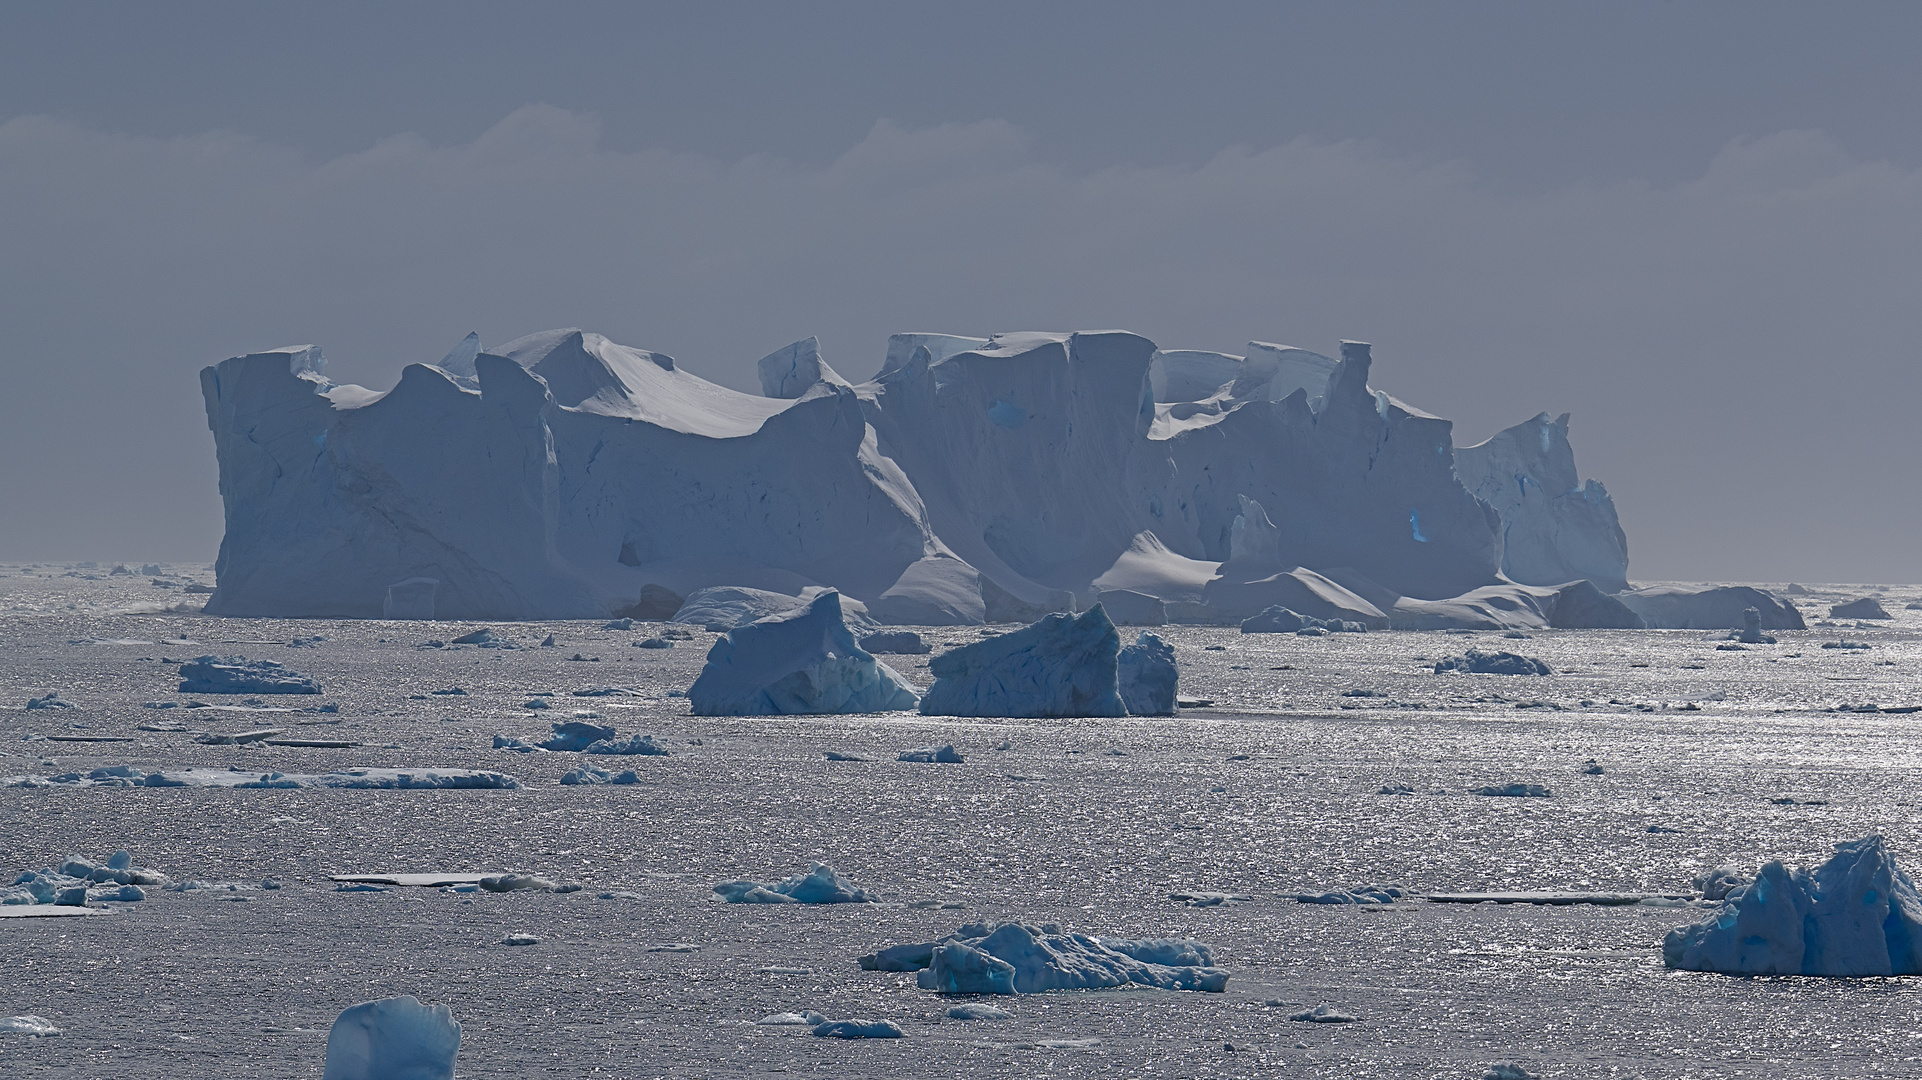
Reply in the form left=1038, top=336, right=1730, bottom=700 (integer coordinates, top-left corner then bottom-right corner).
left=897, top=745, right=963, bottom=763
left=1695, top=864, right=1751, bottom=901
left=479, top=874, right=557, bottom=892
left=758, top=1011, right=827, bottom=1026
left=1736, top=607, right=1776, bottom=644
left=1472, top=783, right=1552, bottom=797
left=1433, top=650, right=1551, bottom=675
left=537, top=721, right=617, bottom=751
left=946, top=1002, right=1010, bottom=1020
left=688, top=592, right=919, bottom=716
left=24, top=692, right=72, bottom=710
left=1832, top=597, right=1893, bottom=620
left=1289, top=1004, right=1357, bottom=1023
left=0, top=1015, right=61, bottom=1036
left=177, top=656, right=321, bottom=695
left=918, top=607, right=1125, bottom=718
left=811, top=1019, right=903, bottom=1039
left=501, top=933, right=541, bottom=946
left=713, top=862, right=873, bottom=904
left=582, top=734, right=670, bottom=756
left=911, top=922, right=1227, bottom=994
left=322, top=996, right=460, bottom=1080
left=1116, top=632, right=1177, bottom=716
left=1664, top=835, right=1922, bottom=976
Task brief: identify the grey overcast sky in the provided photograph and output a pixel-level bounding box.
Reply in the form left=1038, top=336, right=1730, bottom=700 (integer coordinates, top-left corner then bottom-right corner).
left=2, top=1, right=1919, bottom=583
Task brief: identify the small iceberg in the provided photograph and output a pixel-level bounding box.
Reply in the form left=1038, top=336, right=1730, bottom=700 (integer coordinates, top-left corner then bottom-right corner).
left=713, top=862, right=874, bottom=904
left=688, top=592, right=919, bottom=716
left=864, top=921, right=1227, bottom=994
left=177, top=656, right=321, bottom=695
left=322, top=996, right=460, bottom=1080
left=1664, top=835, right=1922, bottom=976
left=919, top=607, right=1125, bottom=718
left=1433, top=650, right=1551, bottom=675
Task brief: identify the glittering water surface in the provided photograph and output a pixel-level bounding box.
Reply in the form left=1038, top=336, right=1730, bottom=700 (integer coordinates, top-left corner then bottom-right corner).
left=1, top=565, right=1920, bottom=1078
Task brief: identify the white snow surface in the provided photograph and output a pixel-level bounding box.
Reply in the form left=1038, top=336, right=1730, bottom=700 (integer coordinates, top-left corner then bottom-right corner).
left=1664, top=835, right=1922, bottom=977
left=200, top=329, right=1627, bottom=623
left=322, top=996, right=460, bottom=1080
left=687, top=592, right=919, bottom=716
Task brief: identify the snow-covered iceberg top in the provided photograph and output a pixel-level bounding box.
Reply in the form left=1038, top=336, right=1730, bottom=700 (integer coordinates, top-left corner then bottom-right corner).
left=687, top=591, right=918, bottom=716
left=1664, top=835, right=1922, bottom=977
left=919, top=606, right=1125, bottom=718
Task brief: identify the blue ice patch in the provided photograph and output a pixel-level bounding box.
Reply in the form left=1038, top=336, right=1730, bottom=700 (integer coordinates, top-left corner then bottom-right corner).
left=1409, top=510, right=1429, bottom=543
left=987, top=400, right=1029, bottom=429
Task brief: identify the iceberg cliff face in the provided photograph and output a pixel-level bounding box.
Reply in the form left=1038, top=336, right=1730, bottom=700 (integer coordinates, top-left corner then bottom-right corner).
left=201, top=328, right=1626, bottom=622
left=1454, top=412, right=1629, bottom=592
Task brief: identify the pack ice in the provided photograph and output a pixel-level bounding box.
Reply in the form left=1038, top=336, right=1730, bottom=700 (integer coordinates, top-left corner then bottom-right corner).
left=198, top=328, right=1724, bottom=627
left=1663, top=836, right=1922, bottom=977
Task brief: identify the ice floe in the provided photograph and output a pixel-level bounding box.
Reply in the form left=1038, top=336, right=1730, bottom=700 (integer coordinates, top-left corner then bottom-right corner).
left=0, top=1016, right=61, bottom=1036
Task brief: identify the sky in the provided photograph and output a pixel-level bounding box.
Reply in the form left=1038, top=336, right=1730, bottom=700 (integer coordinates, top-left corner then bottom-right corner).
left=2, top=1, right=1919, bottom=583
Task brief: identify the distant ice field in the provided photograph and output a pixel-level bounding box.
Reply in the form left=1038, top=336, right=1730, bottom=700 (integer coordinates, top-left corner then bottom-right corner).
left=2, top=566, right=1920, bottom=1078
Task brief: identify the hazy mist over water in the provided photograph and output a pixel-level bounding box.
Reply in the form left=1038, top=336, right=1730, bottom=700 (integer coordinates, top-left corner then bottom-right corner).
left=2, top=2, right=1919, bottom=583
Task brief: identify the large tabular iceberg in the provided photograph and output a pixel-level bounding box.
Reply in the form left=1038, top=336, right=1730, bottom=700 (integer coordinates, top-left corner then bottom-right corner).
left=200, top=327, right=1648, bottom=624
